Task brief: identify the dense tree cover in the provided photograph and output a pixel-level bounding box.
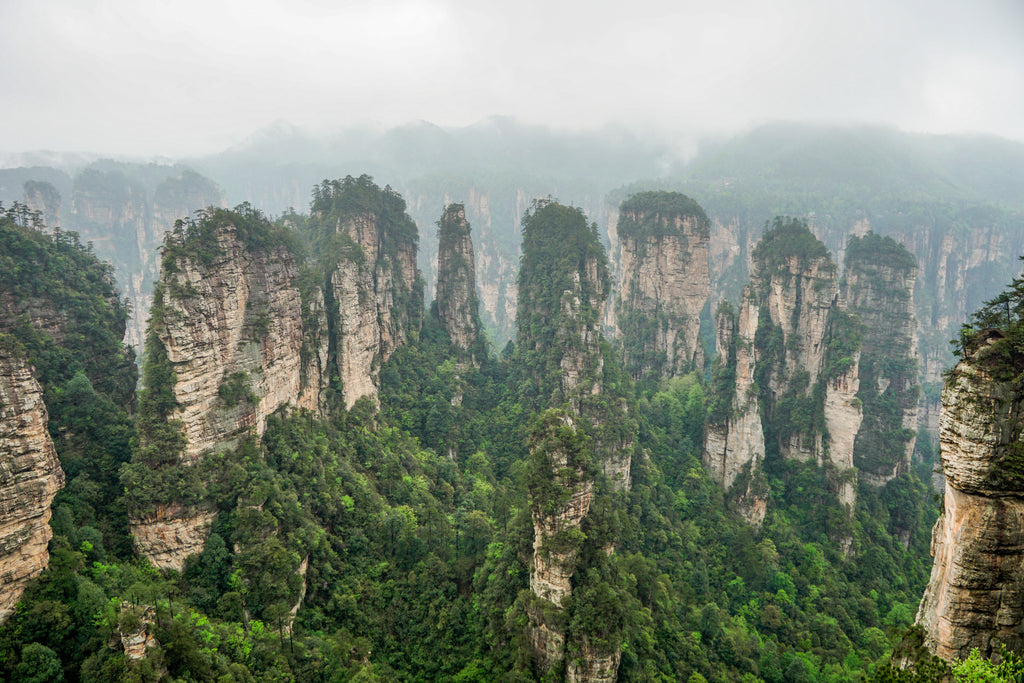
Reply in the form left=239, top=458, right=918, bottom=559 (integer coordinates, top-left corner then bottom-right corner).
left=0, top=193, right=958, bottom=682
left=0, top=204, right=138, bottom=558
left=0, top=202, right=137, bottom=405
left=515, top=199, right=610, bottom=407
left=617, top=191, right=710, bottom=243
left=751, top=217, right=834, bottom=283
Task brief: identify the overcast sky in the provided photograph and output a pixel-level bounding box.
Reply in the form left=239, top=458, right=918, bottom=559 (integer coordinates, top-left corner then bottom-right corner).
left=2, top=0, right=1022, bottom=157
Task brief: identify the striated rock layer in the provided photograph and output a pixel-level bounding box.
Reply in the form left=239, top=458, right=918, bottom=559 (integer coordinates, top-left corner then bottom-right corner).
left=615, top=192, right=711, bottom=381
left=329, top=208, right=421, bottom=408
left=131, top=217, right=327, bottom=570
left=916, top=349, right=1024, bottom=660
left=704, top=299, right=765, bottom=499
left=0, top=344, right=64, bottom=622
left=70, top=168, right=225, bottom=353
left=129, top=503, right=217, bottom=573
left=157, top=223, right=326, bottom=462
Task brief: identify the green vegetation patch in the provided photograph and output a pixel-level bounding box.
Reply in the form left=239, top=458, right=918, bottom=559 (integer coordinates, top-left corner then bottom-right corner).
left=617, top=190, right=710, bottom=242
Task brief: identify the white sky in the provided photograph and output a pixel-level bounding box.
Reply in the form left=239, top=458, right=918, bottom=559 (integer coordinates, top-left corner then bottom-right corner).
left=2, top=0, right=1022, bottom=157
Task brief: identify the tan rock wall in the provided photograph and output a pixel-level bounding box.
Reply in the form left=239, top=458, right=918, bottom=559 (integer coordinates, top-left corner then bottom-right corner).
left=0, top=347, right=64, bottom=621
left=159, top=224, right=323, bottom=461
left=917, top=352, right=1024, bottom=659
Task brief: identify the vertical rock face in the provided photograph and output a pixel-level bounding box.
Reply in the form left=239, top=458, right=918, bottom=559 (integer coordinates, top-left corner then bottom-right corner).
left=156, top=222, right=325, bottom=462
left=130, top=211, right=326, bottom=570
left=23, top=181, right=61, bottom=229
left=704, top=299, right=765, bottom=495
left=321, top=189, right=422, bottom=409
left=916, top=346, right=1024, bottom=660
left=615, top=191, right=711, bottom=382
left=68, top=167, right=225, bottom=353
left=528, top=413, right=594, bottom=609
left=128, top=504, right=219, bottom=572
left=750, top=223, right=863, bottom=484
left=518, top=201, right=633, bottom=681
left=845, top=234, right=920, bottom=487
left=0, top=343, right=65, bottom=622
left=704, top=219, right=864, bottom=521
left=434, top=204, right=482, bottom=358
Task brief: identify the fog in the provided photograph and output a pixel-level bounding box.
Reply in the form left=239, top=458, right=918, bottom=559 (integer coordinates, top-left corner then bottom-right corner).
left=2, top=0, right=1022, bottom=157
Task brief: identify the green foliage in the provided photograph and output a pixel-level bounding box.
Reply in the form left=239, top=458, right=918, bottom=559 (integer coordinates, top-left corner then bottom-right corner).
left=845, top=232, right=917, bottom=277
left=952, top=257, right=1024, bottom=379
left=515, top=199, right=609, bottom=405
left=952, top=647, right=1024, bottom=682
left=161, top=203, right=298, bottom=270
left=752, top=216, right=834, bottom=281
left=617, top=190, right=710, bottom=242
left=218, top=371, right=255, bottom=407
left=0, top=180, right=950, bottom=683
left=0, top=203, right=137, bottom=406
left=822, top=308, right=865, bottom=381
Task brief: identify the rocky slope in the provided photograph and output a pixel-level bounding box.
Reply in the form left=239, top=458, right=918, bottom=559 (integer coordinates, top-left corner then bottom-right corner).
left=916, top=339, right=1024, bottom=660
left=614, top=191, right=711, bottom=382
left=703, top=300, right=766, bottom=516
left=23, top=181, right=62, bottom=229
left=129, top=178, right=423, bottom=569
left=0, top=343, right=64, bottom=622
left=434, top=203, right=482, bottom=359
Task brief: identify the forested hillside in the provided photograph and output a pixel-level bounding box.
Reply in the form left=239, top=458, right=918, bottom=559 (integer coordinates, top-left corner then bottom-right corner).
left=0, top=181, right=962, bottom=682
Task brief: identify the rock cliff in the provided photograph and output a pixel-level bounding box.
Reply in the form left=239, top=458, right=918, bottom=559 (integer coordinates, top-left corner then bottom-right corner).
left=844, top=233, right=920, bottom=487
left=154, top=219, right=325, bottom=461
left=314, top=177, right=422, bottom=408
left=0, top=342, right=64, bottom=622
left=518, top=200, right=632, bottom=680
left=916, top=340, right=1024, bottom=660
left=128, top=179, right=423, bottom=569
left=61, top=166, right=226, bottom=352
left=614, top=191, right=711, bottom=382
left=704, top=300, right=765, bottom=497
left=129, top=208, right=327, bottom=569
left=23, top=181, right=61, bottom=229
left=704, top=219, right=863, bottom=520
left=434, top=203, right=482, bottom=359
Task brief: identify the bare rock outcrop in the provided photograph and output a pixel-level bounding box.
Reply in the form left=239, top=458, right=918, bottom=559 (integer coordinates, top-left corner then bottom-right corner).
left=0, top=344, right=64, bottom=622
left=68, top=167, right=225, bottom=353
left=845, top=233, right=920, bottom=487
left=23, top=181, right=61, bottom=229
left=129, top=213, right=326, bottom=570
left=916, top=346, right=1024, bottom=660
left=518, top=201, right=631, bottom=680
left=704, top=219, right=864, bottom=521
left=704, top=300, right=766, bottom=507
left=434, top=203, right=482, bottom=359
left=156, top=222, right=325, bottom=461
left=315, top=178, right=422, bottom=409
left=130, top=503, right=218, bottom=572
left=615, top=192, right=711, bottom=381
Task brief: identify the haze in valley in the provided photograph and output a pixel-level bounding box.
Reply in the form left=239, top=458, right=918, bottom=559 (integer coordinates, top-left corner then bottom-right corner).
left=1, top=0, right=1022, bottom=158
